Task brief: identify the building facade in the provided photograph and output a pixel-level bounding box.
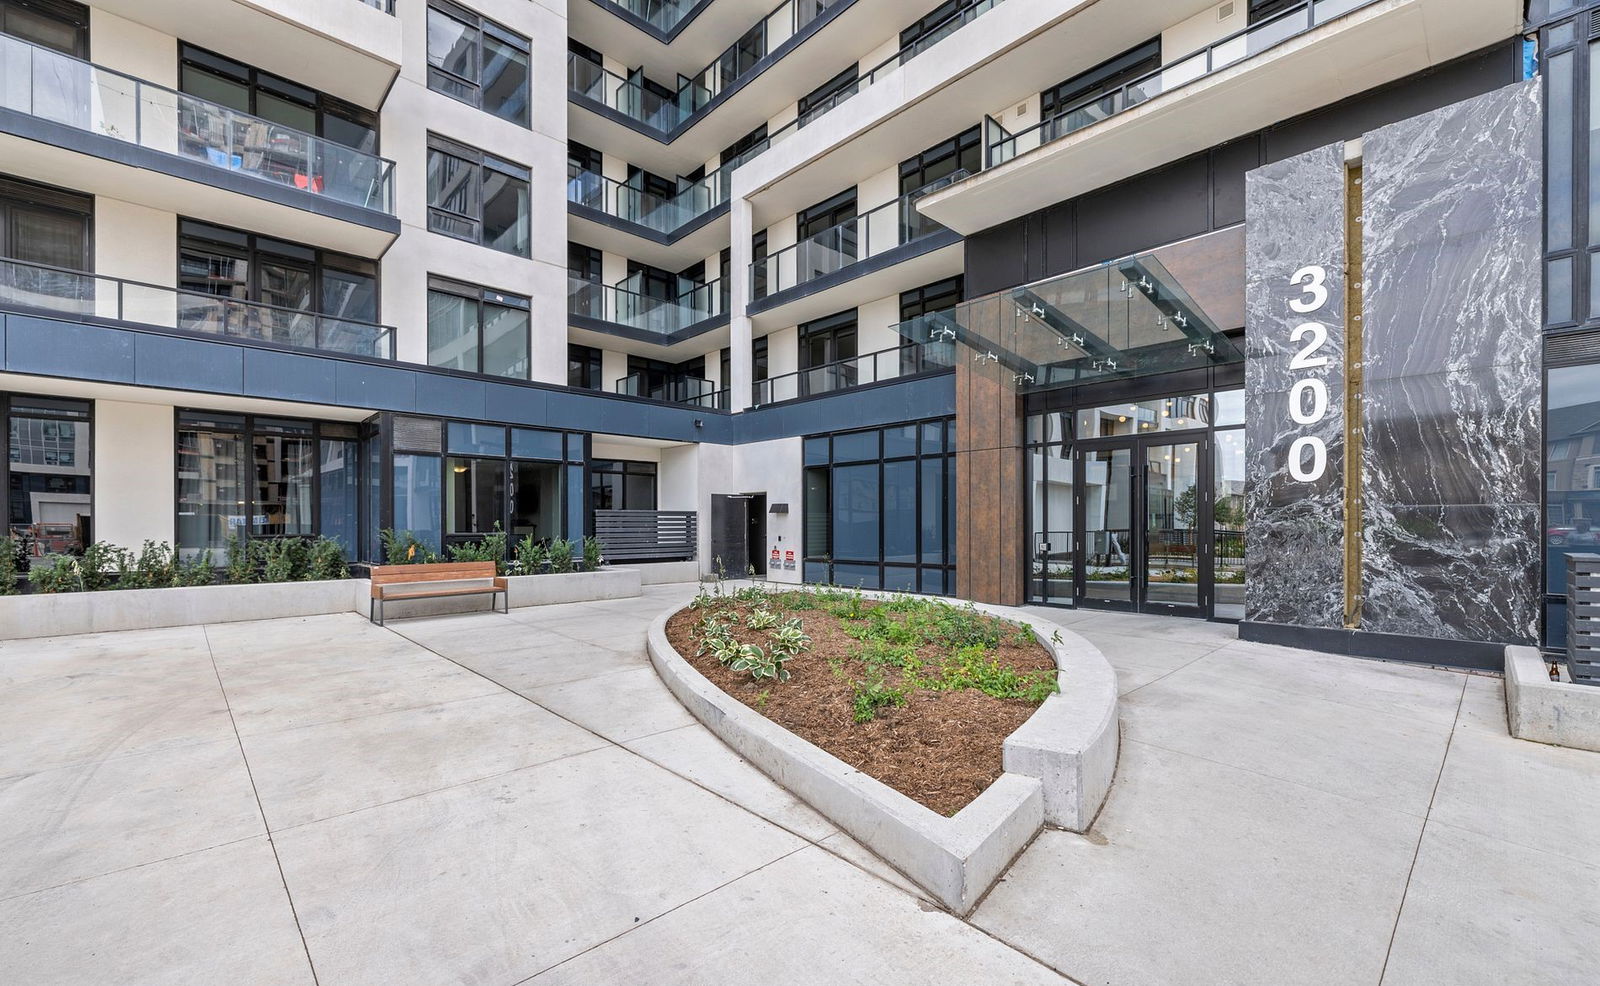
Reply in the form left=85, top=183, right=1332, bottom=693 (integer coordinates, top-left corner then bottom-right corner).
left=0, top=0, right=1573, bottom=668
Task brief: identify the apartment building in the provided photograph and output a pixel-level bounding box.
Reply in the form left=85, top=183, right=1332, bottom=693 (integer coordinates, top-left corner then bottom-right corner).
left=0, top=0, right=1575, bottom=667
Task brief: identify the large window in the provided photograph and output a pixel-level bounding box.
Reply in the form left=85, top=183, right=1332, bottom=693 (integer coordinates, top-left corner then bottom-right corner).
left=1544, top=363, right=1600, bottom=646
left=426, top=0, right=530, bottom=126
left=426, top=277, right=530, bottom=379
left=1, top=0, right=88, bottom=58
left=178, top=44, right=378, bottom=153
left=899, top=128, right=980, bottom=195
left=591, top=460, right=657, bottom=511
left=798, top=64, right=858, bottom=126
left=1040, top=38, right=1161, bottom=122
left=0, top=174, right=91, bottom=271
left=568, top=344, right=602, bottom=390
left=5, top=395, right=91, bottom=557
left=177, top=220, right=379, bottom=348
left=427, top=135, right=530, bottom=256
left=802, top=419, right=955, bottom=594
left=176, top=412, right=362, bottom=560
left=800, top=309, right=858, bottom=390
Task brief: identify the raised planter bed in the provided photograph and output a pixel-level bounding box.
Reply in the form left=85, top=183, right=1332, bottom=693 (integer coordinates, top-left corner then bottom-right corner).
left=1506, top=645, right=1600, bottom=752
left=646, top=589, right=1118, bottom=914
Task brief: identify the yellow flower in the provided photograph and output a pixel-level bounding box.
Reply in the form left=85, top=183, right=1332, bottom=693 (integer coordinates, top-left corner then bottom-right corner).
left=406, top=544, right=416, bottom=561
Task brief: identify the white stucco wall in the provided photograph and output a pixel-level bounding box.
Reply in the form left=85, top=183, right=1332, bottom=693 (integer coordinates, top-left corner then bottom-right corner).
left=691, top=437, right=805, bottom=584
left=93, top=400, right=176, bottom=549
left=89, top=10, right=177, bottom=86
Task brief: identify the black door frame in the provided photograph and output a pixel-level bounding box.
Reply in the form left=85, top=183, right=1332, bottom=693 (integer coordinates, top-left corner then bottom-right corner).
left=1071, top=429, right=1212, bottom=619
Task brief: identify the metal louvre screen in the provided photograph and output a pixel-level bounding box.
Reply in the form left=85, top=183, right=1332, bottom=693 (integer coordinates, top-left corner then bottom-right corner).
left=595, top=510, right=698, bottom=561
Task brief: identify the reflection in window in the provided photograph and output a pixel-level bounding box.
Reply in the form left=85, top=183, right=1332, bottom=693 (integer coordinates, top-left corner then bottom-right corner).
left=426, top=279, right=530, bottom=379
left=6, top=396, right=92, bottom=556
left=427, top=135, right=530, bottom=256
left=1545, top=363, right=1600, bottom=645
left=427, top=0, right=530, bottom=126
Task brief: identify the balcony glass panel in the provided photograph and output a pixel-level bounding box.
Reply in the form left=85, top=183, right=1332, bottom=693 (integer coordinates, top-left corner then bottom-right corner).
left=568, top=274, right=725, bottom=337
left=0, top=33, right=395, bottom=213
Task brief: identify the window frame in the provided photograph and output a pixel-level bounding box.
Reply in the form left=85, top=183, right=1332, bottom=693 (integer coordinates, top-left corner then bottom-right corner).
left=426, top=133, right=531, bottom=257
left=178, top=42, right=379, bottom=152
left=176, top=218, right=380, bottom=323
left=3, top=393, right=94, bottom=560
left=426, top=0, right=531, bottom=126
left=425, top=275, right=532, bottom=380
left=0, top=0, right=89, bottom=59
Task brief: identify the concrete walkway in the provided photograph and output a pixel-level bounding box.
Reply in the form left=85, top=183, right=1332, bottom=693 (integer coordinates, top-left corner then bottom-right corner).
left=1, top=588, right=1596, bottom=984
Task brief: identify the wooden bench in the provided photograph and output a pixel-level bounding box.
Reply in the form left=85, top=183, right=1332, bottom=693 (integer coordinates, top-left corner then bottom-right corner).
left=369, top=561, right=507, bottom=626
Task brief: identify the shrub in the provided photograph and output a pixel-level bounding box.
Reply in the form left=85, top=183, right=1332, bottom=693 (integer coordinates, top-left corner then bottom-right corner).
left=304, top=538, right=348, bottom=582
left=225, top=533, right=254, bottom=585
left=0, top=535, right=19, bottom=595
left=582, top=536, right=604, bottom=571
left=514, top=534, right=550, bottom=575
left=548, top=537, right=575, bottom=574
left=448, top=523, right=508, bottom=573
left=116, top=540, right=176, bottom=590
left=252, top=538, right=306, bottom=584
left=173, top=550, right=214, bottom=588
left=851, top=667, right=908, bottom=723
left=76, top=541, right=121, bottom=592
left=28, top=554, right=80, bottom=594
left=730, top=643, right=791, bottom=683
left=380, top=529, right=437, bottom=566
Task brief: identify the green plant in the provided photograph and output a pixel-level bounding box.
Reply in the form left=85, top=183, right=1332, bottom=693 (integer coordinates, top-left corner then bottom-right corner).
left=304, top=537, right=348, bottom=581
left=173, top=550, right=214, bottom=587
left=76, top=541, right=120, bottom=591
left=752, top=689, right=770, bottom=710
left=380, top=529, right=437, bottom=566
left=225, top=533, right=253, bottom=585
left=514, top=535, right=550, bottom=575
left=745, top=607, right=780, bottom=630
left=548, top=537, right=575, bottom=574
left=0, top=535, right=19, bottom=595
left=705, top=633, right=745, bottom=666
left=730, top=643, right=790, bottom=683
left=27, top=554, right=80, bottom=593
left=767, top=618, right=811, bottom=659
left=733, top=583, right=768, bottom=605
left=851, top=667, right=908, bottom=723
left=251, top=538, right=307, bottom=584
left=582, top=535, right=604, bottom=571
left=938, top=644, right=1059, bottom=702
left=448, top=523, right=508, bottom=572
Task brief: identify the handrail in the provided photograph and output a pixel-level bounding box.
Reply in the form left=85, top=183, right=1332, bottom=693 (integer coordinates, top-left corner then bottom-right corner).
left=734, top=0, right=1008, bottom=162
left=566, top=164, right=730, bottom=235
left=614, top=371, right=725, bottom=409
left=568, top=274, right=727, bottom=336
left=751, top=336, right=956, bottom=406
left=0, top=255, right=396, bottom=359
left=0, top=32, right=396, bottom=214
left=750, top=171, right=967, bottom=300
left=590, top=0, right=699, bottom=34
left=985, top=0, right=1375, bottom=168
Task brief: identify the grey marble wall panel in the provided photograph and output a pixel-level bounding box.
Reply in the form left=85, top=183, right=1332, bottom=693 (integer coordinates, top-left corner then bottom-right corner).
left=1361, top=78, right=1543, bottom=645
left=1244, top=142, right=1347, bottom=629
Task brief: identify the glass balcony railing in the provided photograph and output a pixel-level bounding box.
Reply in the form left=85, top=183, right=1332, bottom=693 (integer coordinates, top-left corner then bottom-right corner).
left=0, top=256, right=396, bottom=359
left=568, top=275, right=727, bottom=336
left=751, top=172, right=965, bottom=301
left=985, top=0, right=1375, bottom=168
left=0, top=32, right=396, bottom=214
left=568, top=54, right=698, bottom=132
left=756, top=0, right=1007, bottom=155
left=566, top=164, right=731, bottom=235
left=592, top=0, right=698, bottom=33
left=355, top=0, right=396, bottom=12
left=751, top=336, right=955, bottom=406
left=614, top=371, right=724, bottom=409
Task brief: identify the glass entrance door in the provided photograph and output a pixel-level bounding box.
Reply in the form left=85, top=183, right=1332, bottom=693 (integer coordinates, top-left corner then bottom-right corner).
left=1071, top=435, right=1211, bottom=617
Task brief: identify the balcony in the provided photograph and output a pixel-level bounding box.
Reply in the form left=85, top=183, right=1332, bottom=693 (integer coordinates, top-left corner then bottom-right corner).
left=0, top=257, right=396, bottom=360
left=614, top=372, right=726, bottom=409
left=0, top=33, right=398, bottom=254
left=569, top=276, right=728, bottom=343
left=748, top=173, right=964, bottom=324
left=90, top=0, right=401, bottom=107
left=752, top=335, right=956, bottom=407
left=916, top=0, right=1523, bottom=234
left=567, top=164, right=732, bottom=264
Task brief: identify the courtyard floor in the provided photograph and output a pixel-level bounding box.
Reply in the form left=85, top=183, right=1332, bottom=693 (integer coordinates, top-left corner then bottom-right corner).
left=1, top=586, right=1596, bottom=984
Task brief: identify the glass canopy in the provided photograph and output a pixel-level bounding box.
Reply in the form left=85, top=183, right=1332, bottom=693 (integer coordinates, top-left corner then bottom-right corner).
left=923, top=252, right=1242, bottom=393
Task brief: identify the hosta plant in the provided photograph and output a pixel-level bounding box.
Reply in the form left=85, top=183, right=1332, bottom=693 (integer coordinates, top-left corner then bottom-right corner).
left=730, top=643, right=792, bottom=683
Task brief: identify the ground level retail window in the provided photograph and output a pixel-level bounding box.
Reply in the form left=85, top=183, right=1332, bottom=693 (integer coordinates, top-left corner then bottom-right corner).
left=4, top=394, right=92, bottom=557
left=802, top=417, right=954, bottom=595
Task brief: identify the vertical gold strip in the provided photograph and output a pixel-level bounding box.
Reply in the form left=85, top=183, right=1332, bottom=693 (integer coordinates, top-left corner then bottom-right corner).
left=1344, top=164, right=1364, bottom=628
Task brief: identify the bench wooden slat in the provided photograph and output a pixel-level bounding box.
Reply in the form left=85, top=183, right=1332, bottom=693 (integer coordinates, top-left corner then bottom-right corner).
left=379, top=584, right=505, bottom=601
left=371, top=562, right=497, bottom=587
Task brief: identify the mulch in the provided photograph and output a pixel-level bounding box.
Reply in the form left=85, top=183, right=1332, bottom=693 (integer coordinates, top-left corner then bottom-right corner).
left=664, top=594, right=1056, bottom=816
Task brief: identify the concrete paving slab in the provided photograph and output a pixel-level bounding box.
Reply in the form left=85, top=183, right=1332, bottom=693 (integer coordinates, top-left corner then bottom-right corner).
left=423, top=638, right=647, bottom=693
left=1454, top=673, right=1512, bottom=735
left=0, top=738, right=262, bottom=899
left=221, top=658, right=504, bottom=736
left=1429, top=723, right=1600, bottom=869
left=525, top=665, right=695, bottom=743
left=0, top=837, right=315, bottom=986
left=274, top=745, right=805, bottom=986
left=625, top=723, right=836, bottom=843
left=0, top=624, right=215, bottom=684
left=974, top=740, right=1422, bottom=986
left=526, top=846, right=1067, bottom=986
left=244, top=692, right=608, bottom=829
left=1113, top=663, right=1170, bottom=695
left=1120, top=665, right=1454, bottom=815
left=1382, top=822, right=1600, bottom=986
left=1068, top=610, right=1240, bottom=646
left=817, top=831, right=933, bottom=903
left=0, top=664, right=234, bottom=777
left=1065, top=633, right=1221, bottom=674
left=204, top=614, right=433, bottom=686
left=1201, top=640, right=1468, bottom=725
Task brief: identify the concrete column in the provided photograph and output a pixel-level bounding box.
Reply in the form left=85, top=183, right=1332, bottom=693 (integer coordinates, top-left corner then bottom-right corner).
left=93, top=401, right=176, bottom=549
left=728, top=194, right=755, bottom=413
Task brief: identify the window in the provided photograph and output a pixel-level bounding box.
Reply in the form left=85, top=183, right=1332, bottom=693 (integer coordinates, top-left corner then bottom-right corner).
left=1248, top=0, right=1302, bottom=24
left=625, top=354, right=708, bottom=403
left=1040, top=38, right=1161, bottom=122
left=591, top=460, right=658, bottom=511
left=798, top=188, right=857, bottom=239
left=178, top=44, right=378, bottom=153
left=899, top=276, right=962, bottom=374
left=803, top=418, right=955, bottom=594
left=798, top=64, right=858, bottom=125
left=720, top=337, right=768, bottom=393
left=427, top=135, right=530, bottom=256
left=175, top=411, right=361, bottom=560
left=0, top=174, right=92, bottom=285
left=568, top=140, right=602, bottom=175
left=426, top=0, right=530, bottom=126
left=427, top=278, right=530, bottom=379
left=801, top=309, right=858, bottom=375
left=751, top=228, right=769, bottom=299
left=568, top=344, right=602, bottom=390
left=899, top=128, right=980, bottom=195
left=177, top=220, right=379, bottom=347
left=899, top=1, right=964, bottom=57
left=722, top=123, right=768, bottom=169
left=1545, top=363, right=1600, bottom=645
left=1, top=0, right=88, bottom=58
left=5, top=395, right=91, bottom=557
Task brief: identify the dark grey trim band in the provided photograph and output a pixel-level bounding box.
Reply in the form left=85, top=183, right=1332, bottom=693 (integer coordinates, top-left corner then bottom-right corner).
left=1237, top=620, right=1507, bottom=672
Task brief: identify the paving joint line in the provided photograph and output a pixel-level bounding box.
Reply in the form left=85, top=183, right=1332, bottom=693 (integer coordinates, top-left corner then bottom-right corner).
left=200, top=624, right=323, bottom=986
left=0, top=832, right=264, bottom=904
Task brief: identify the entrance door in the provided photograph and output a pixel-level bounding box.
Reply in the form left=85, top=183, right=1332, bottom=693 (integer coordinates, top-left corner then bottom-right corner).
left=1072, top=435, right=1210, bottom=617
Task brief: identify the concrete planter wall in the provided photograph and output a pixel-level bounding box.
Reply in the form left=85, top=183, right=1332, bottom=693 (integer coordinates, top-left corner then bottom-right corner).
left=0, top=579, right=362, bottom=640
left=645, top=595, right=1119, bottom=914
left=1505, top=645, right=1600, bottom=752
left=0, top=568, right=650, bottom=639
